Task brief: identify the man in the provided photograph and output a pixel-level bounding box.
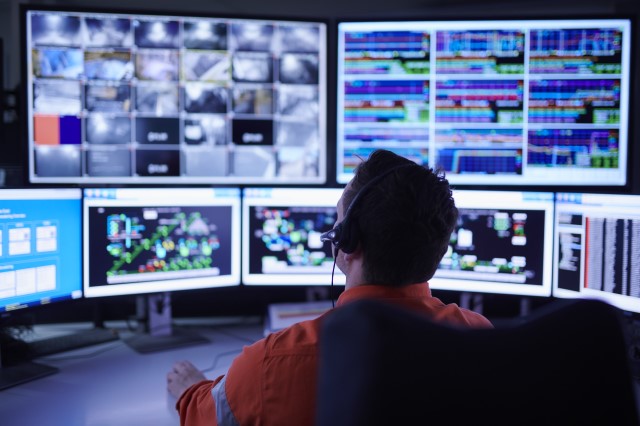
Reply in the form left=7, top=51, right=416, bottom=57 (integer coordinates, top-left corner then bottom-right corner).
left=167, top=149, right=492, bottom=425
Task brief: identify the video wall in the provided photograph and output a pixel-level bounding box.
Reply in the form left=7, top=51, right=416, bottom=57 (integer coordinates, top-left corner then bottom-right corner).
left=8, top=7, right=639, bottom=316
left=25, top=9, right=327, bottom=184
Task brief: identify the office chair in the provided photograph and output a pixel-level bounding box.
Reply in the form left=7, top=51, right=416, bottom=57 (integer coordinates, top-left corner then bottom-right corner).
left=316, top=298, right=640, bottom=426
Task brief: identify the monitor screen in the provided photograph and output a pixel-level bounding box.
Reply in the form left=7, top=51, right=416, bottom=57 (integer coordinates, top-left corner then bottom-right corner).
left=242, top=187, right=345, bottom=285
left=336, top=19, right=631, bottom=187
left=430, top=190, right=554, bottom=296
left=554, top=193, right=640, bottom=313
left=0, top=188, right=82, bottom=313
left=83, top=187, right=241, bottom=297
left=24, top=7, right=327, bottom=184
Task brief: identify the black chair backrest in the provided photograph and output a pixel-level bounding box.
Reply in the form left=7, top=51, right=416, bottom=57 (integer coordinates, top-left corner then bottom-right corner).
left=316, top=298, right=640, bottom=426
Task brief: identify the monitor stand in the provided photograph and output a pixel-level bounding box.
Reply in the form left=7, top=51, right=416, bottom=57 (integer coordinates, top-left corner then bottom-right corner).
left=124, top=293, right=210, bottom=354
left=0, top=332, right=58, bottom=391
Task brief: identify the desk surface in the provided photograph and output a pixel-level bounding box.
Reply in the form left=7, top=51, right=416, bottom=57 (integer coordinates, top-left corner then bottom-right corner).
left=0, top=318, right=264, bottom=426
left=3, top=317, right=640, bottom=425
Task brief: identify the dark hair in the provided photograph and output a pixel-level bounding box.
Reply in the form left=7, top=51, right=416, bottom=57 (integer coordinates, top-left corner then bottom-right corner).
left=343, top=149, right=458, bottom=286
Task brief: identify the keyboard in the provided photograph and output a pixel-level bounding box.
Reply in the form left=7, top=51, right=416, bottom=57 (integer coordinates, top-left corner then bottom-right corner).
left=28, top=327, right=120, bottom=358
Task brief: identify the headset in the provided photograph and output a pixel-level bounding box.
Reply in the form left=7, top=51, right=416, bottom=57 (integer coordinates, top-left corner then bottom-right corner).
left=321, top=164, right=415, bottom=254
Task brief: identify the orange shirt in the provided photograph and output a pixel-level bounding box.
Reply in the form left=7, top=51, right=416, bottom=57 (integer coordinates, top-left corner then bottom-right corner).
left=176, top=283, right=492, bottom=425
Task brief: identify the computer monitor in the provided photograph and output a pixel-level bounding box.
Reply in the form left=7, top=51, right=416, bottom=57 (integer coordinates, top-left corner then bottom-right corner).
left=23, top=6, right=327, bottom=184
left=336, top=18, right=632, bottom=187
left=83, top=187, right=241, bottom=297
left=242, top=187, right=345, bottom=286
left=554, top=193, right=640, bottom=313
left=0, top=188, right=82, bottom=389
left=0, top=188, right=82, bottom=313
left=430, top=190, right=555, bottom=297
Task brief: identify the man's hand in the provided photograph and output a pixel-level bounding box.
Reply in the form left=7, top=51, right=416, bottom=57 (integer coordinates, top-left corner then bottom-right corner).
left=167, top=360, right=207, bottom=399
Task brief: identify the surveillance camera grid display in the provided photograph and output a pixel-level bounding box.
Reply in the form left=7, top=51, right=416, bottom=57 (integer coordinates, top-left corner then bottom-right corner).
left=27, top=9, right=326, bottom=183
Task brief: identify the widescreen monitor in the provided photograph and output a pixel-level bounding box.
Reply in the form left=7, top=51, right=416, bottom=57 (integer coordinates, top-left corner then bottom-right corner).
left=554, top=193, right=640, bottom=313
left=336, top=18, right=631, bottom=187
left=0, top=188, right=82, bottom=313
left=83, top=187, right=240, bottom=297
left=430, top=190, right=555, bottom=296
left=23, top=6, right=327, bottom=184
left=242, top=187, right=345, bottom=285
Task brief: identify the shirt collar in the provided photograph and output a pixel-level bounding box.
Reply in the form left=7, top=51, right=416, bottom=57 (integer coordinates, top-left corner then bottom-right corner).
left=336, top=282, right=432, bottom=307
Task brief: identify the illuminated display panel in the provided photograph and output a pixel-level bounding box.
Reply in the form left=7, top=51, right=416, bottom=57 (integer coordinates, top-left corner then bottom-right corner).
left=554, top=193, right=640, bottom=313
left=242, top=187, right=345, bottom=286
left=337, top=19, right=631, bottom=187
left=430, top=190, right=555, bottom=296
left=83, top=187, right=240, bottom=297
left=24, top=7, right=327, bottom=184
left=0, top=189, right=82, bottom=312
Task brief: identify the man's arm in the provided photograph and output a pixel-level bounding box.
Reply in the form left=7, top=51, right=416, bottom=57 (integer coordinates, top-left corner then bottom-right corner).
left=175, top=377, right=224, bottom=426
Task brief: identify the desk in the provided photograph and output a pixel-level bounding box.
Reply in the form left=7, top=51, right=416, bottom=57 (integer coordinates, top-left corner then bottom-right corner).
left=0, top=317, right=264, bottom=426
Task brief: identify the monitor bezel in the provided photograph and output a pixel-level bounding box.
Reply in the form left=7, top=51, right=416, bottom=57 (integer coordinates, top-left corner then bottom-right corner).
left=20, top=4, right=331, bottom=187
left=553, top=191, right=640, bottom=314
left=333, top=14, right=636, bottom=193
left=82, top=186, right=242, bottom=298
left=241, top=187, right=346, bottom=286
left=0, top=187, right=84, bottom=314
left=429, top=189, right=556, bottom=297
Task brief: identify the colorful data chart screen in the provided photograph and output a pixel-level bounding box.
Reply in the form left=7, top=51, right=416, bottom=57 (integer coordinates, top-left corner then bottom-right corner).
left=0, top=189, right=82, bottom=312
left=554, top=193, right=640, bottom=313
left=242, top=188, right=345, bottom=286
left=25, top=7, right=327, bottom=184
left=430, top=190, right=555, bottom=297
left=337, top=19, right=631, bottom=186
left=83, top=187, right=240, bottom=297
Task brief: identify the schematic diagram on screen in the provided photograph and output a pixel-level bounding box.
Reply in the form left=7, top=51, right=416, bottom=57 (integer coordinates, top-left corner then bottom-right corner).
left=87, top=205, right=233, bottom=286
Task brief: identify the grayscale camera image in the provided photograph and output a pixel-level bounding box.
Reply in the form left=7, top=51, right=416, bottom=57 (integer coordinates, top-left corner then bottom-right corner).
left=183, top=83, right=228, bottom=113
left=84, top=17, right=132, bottom=47
left=33, top=48, right=83, bottom=79
left=31, top=14, right=82, bottom=46
left=84, top=50, right=133, bottom=80
left=183, top=115, right=227, bottom=145
left=86, top=149, right=132, bottom=176
left=276, top=147, right=319, bottom=177
left=135, top=50, right=179, bottom=81
left=232, top=52, right=273, bottom=83
left=231, top=22, right=274, bottom=51
left=182, top=51, right=230, bottom=82
left=183, top=21, right=228, bottom=50
left=135, top=83, right=179, bottom=115
left=85, top=83, right=131, bottom=112
left=233, top=87, right=273, bottom=115
left=231, top=146, right=275, bottom=177
left=183, top=146, right=229, bottom=176
left=35, top=146, right=81, bottom=177
left=277, top=120, right=319, bottom=147
left=278, top=85, right=318, bottom=117
left=279, top=25, right=320, bottom=53
left=33, top=80, right=81, bottom=114
left=279, top=53, right=318, bottom=84
left=85, top=114, right=132, bottom=144
left=133, top=20, right=180, bottom=48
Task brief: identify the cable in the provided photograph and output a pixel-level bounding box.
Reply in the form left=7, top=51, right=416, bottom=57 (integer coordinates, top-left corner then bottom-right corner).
left=199, top=348, right=244, bottom=374
left=330, top=254, right=338, bottom=308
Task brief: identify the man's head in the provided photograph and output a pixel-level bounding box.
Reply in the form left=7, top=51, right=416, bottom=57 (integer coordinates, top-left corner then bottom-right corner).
left=334, top=149, right=458, bottom=287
